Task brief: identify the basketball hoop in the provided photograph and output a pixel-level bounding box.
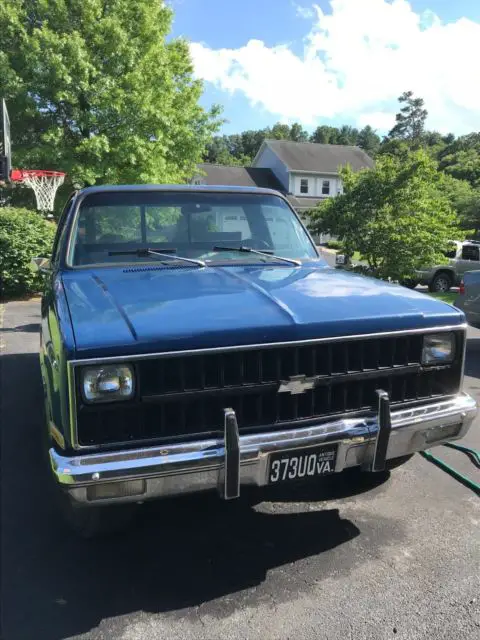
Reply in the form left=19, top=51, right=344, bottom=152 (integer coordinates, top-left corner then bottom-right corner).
left=10, top=169, right=66, bottom=212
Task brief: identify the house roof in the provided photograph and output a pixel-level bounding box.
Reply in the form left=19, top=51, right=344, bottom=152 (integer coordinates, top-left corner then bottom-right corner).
left=196, top=164, right=285, bottom=192
left=286, top=195, right=325, bottom=211
left=260, top=140, right=374, bottom=173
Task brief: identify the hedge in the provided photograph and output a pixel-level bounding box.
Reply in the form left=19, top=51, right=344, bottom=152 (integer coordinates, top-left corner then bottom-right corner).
left=325, top=240, right=343, bottom=251
left=0, top=207, right=56, bottom=298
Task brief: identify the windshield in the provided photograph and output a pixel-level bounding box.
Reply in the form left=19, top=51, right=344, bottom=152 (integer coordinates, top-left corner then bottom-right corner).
left=68, top=191, right=317, bottom=267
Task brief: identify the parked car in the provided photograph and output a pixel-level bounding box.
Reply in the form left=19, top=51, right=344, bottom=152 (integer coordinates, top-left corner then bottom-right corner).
left=414, top=240, right=480, bottom=292
left=35, top=185, right=476, bottom=536
left=454, top=271, right=480, bottom=327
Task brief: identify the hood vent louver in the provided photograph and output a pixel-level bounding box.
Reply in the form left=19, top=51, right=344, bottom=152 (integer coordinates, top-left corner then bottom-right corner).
left=122, top=265, right=197, bottom=274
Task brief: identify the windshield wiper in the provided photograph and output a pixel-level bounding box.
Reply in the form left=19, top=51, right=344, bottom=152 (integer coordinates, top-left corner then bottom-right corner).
left=108, top=248, right=206, bottom=267
left=212, top=246, right=301, bottom=267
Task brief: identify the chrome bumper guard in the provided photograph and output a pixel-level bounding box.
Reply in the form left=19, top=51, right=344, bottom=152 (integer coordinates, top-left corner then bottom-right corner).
left=51, top=392, right=477, bottom=505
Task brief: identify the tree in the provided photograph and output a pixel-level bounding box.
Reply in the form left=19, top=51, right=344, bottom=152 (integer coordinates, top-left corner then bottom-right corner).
left=357, top=125, right=381, bottom=156
left=270, top=123, right=292, bottom=140
left=203, top=137, right=248, bottom=166
left=308, top=150, right=463, bottom=281
left=438, top=133, right=480, bottom=186
left=204, top=122, right=309, bottom=166
left=240, top=129, right=267, bottom=160
left=289, top=123, right=309, bottom=142
left=0, top=0, right=220, bottom=190
left=388, top=91, right=428, bottom=144
left=438, top=174, right=480, bottom=234
left=337, top=125, right=359, bottom=145
left=310, top=125, right=341, bottom=144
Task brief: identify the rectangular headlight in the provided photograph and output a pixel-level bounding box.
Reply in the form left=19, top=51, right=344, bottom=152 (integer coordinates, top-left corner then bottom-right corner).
left=81, top=364, right=135, bottom=403
left=422, top=333, right=455, bottom=365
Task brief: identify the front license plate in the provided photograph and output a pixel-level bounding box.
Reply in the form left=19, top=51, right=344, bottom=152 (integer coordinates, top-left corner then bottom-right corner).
left=268, top=445, right=337, bottom=485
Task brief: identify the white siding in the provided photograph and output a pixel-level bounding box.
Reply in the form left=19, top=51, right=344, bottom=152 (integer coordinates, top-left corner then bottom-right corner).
left=291, top=173, right=343, bottom=197
left=253, top=144, right=289, bottom=190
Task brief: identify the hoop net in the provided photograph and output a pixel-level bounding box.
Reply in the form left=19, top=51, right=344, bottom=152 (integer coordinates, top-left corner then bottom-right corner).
left=10, top=169, right=65, bottom=211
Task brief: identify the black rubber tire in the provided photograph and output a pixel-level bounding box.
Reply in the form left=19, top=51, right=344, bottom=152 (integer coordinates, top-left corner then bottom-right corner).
left=429, top=271, right=453, bottom=293
left=400, top=279, right=419, bottom=289
left=41, top=405, right=136, bottom=538
left=56, top=492, right=137, bottom=539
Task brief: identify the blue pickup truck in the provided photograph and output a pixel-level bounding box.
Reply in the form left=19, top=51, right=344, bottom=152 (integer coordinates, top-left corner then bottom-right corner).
left=36, top=185, right=476, bottom=536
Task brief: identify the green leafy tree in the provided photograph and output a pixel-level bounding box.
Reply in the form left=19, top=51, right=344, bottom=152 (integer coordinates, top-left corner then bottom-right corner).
left=289, top=123, right=309, bottom=142
left=438, top=174, right=480, bottom=233
left=357, top=125, right=381, bottom=156
left=203, top=136, right=249, bottom=166
left=308, top=150, right=463, bottom=281
left=0, top=207, right=56, bottom=297
left=438, top=134, right=480, bottom=186
left=0, top=0, right=220, bottom=190
left=337, top=125, right=359, bottom=145
left=269, top=123, right=292, bottom=140
left=310, top=125, right=341, bottom=144
left=240, top=129, right=267, bottom=160
left=388, top=91, right=428, bottom=144
left=204, top=122, right=309, bottom=165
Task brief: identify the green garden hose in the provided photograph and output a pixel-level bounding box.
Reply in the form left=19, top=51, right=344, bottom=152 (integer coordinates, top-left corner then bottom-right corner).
left=420, top=442, right=480, bottom=495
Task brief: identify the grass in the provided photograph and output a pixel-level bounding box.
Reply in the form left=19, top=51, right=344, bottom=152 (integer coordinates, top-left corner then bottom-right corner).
left=426, top=291, right=457, bottom=305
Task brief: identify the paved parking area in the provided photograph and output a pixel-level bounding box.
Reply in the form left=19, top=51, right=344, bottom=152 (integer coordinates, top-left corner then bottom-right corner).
left=1, top=300, right=479, bottom=640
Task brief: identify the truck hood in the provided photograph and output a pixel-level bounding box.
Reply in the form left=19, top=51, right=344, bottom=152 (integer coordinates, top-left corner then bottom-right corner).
left=61, top=264, right=464, bottom=358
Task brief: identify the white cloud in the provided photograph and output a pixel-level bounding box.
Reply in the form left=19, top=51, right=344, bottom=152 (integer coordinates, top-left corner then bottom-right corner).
left=190, top=0, right=480, bottom=134
left=356, top=111, right=397, bottom=131
left=293, top=3, right=315, bottom=19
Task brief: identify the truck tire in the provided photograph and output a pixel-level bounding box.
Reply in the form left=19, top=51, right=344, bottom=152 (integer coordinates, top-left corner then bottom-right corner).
left=56, top=493, right=137, bottom=539
left=429, top=271, right=453, bottom=293
left=400, top=279, right=419, bottom=289
left=41, top=407, right=136, bottom=538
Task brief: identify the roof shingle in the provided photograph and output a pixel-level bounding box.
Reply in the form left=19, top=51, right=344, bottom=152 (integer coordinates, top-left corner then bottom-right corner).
left=263, top=140, right=374, bottom=173
left=196, top=164, right=285, bottom=192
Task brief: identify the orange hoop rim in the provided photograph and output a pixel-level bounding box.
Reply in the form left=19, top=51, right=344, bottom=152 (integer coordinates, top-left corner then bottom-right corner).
left=10, top=169, right=66, bottom=182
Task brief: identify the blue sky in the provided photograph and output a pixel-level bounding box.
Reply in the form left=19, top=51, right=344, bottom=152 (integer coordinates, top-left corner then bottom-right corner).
left=170, top=0, right=480, bottom=136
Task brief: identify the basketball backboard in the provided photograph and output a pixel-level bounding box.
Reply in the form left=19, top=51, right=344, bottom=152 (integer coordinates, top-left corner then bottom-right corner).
left=0, top=99, right=12, bottom=182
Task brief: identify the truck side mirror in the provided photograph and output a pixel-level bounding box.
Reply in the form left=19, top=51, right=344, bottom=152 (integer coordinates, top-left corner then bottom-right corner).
left=31, top=257, right=52, bottom=274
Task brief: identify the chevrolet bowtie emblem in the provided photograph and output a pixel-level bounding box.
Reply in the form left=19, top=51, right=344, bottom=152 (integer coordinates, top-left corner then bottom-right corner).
left=278, top=374, right=317, bottom=395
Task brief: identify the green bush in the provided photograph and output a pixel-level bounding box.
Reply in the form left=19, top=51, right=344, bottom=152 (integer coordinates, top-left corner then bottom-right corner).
left=0, top=207, right=56, bottom=298
left=326, top=240, right=343, bottom=250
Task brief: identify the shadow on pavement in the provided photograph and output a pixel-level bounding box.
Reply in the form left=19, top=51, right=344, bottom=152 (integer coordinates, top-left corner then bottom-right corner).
left=1, top=352, right=391, bottom=640
left=0, top=322, right=41, bottom=333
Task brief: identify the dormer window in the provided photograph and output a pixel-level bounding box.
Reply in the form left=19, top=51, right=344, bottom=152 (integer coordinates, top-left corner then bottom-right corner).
left=300, top=178, right=309, bottom=194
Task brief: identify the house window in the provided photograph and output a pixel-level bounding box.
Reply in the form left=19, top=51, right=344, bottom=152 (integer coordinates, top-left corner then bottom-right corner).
left=322, top=180, right=330, bottom=195
left=300, top=178, right=309, bottom=194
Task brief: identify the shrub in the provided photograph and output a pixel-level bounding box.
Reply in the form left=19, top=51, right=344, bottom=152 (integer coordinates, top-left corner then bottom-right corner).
left=0, top=207, right=56, bottom=298
left=326, top=240, right=343, bottom=251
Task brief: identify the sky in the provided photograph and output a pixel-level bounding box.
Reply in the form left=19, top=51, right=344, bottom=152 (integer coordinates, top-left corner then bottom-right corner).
left=169, top=0, right=480, bottom=137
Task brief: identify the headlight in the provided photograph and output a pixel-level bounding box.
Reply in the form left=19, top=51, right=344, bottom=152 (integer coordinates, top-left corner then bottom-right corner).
left=81, top=364, right=135, bottom=403
left=422, top=333, right=455, bottom=365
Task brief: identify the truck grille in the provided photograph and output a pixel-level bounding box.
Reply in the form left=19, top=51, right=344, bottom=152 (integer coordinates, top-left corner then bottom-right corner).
left=76, top=333, right=463, bottom=447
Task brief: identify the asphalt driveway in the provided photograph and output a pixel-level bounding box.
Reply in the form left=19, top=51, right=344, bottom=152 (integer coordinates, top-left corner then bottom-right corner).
left=1, top=300, right=479, bottom=640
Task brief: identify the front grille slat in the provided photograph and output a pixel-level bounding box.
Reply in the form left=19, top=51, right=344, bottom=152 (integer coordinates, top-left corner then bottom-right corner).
left=77, top=334, right=462, bottom=447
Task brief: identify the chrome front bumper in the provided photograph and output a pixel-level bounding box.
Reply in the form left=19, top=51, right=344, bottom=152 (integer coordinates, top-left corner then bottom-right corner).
left=50, top=393, right=477, bottom=506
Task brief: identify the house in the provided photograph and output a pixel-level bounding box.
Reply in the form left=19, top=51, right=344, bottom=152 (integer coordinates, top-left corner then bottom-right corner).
left=193, top=141, right=373, bottom=242
left=252, top=140, right=374, bottom=213
left=195, top=140, right=373, bottom=215
left=193, top=164, right=285, bottom=192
